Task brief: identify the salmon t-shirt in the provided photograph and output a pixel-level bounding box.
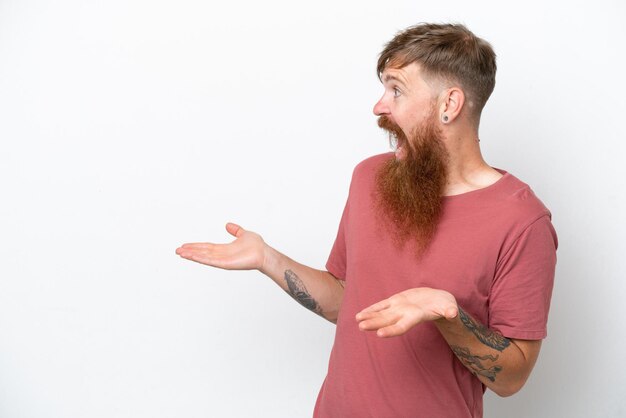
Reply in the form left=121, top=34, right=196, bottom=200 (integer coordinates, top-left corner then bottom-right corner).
left=314, top=153, right=558, bottom=418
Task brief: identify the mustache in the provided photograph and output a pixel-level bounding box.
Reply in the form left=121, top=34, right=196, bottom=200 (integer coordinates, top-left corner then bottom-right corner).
left=377, top=116, right=406, bottom=142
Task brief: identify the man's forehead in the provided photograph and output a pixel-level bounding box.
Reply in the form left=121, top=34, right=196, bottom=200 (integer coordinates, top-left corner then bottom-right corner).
left=382, top=72, right=408, bottom=85
left=381, top=63, right=423, bottom=85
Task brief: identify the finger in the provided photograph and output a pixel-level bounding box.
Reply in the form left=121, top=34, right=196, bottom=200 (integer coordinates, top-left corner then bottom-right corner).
left=177, top=249, right=201, bottom=260
left=376, top=319, right=413, bottom=338
left=176, top=243, right=215, bottom=256
left=357, top=314, right=396, bottom=332
left=359, top=299, right=391, bottom=314
left=182, top=252, right=237, bottom=270
left=355, top=310, right=378, bottom=322
left=225, top=222, right=245, bottom=238
left=178, top=243, right=219, bottom=253
left=177, top=244, right=232, bottom=259
left=181, top=242, right=213, bottom=248
left=355, top=309, right=391, bottom=322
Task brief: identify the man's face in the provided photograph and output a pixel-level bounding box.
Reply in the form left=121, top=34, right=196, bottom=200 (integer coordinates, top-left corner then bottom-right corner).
left=372, top=62, right=449, bottom=256
left=373, top=62, right=439, bottom=159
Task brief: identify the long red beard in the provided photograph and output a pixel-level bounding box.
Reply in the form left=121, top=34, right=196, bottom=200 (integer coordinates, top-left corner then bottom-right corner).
left=374, top=112, right=449, bottom=256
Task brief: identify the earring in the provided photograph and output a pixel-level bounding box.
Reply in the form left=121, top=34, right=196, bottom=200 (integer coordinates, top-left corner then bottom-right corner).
left=442, top=114, right=449, bottom=123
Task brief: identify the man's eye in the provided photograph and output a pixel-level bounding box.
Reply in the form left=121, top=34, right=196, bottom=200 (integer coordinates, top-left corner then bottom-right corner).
left=393, top=87, right=401, bottom=97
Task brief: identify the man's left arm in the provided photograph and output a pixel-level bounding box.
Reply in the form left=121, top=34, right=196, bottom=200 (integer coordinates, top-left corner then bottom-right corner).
left=355, top=287, right=541, bottom=397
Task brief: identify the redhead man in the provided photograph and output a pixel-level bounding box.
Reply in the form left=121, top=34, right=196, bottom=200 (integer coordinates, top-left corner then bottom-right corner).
left=176, top=23, right=557, bottom=418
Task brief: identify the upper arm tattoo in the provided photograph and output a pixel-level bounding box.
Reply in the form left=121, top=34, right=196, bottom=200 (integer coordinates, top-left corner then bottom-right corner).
left=458, top=307, right=511, bottom=352
left=284, top=270, right=323, bottom=316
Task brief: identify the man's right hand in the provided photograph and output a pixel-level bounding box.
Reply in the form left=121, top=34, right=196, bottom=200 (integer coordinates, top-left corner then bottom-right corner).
left=175, top=222, right=267, bottom=271
left=176, top=222, right=345, bottom=322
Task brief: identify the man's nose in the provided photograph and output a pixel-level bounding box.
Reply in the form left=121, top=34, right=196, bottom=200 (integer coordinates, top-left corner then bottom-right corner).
left=373, top=96, right=389, bottom=116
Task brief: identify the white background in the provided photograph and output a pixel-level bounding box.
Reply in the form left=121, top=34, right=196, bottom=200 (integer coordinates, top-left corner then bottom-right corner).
left=1, top=0, right=625, bottom=417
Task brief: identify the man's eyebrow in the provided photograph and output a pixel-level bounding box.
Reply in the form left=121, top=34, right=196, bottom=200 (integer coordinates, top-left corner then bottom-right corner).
left=382, top=74, right=407, bottom=86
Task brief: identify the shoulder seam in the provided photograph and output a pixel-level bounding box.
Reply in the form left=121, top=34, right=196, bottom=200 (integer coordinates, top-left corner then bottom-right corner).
left=495, top=213, right=552, bottom=272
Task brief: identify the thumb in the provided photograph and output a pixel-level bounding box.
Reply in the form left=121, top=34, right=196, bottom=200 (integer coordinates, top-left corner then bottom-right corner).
left=225, top=222, right=245, bottom=238
left=443, top=305, right=459, bottom=320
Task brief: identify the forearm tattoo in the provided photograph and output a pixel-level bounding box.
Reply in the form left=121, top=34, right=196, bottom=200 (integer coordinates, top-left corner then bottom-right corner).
left=450, top=308, right=512, bottom=383
left=284, top=270, right=323, bottom=316
left=451, top=346, right=502, bottom=382
left=458, top=307, right=511, bottom=352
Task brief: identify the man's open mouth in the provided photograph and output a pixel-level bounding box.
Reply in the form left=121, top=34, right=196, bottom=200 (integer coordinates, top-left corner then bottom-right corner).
left=391, top=134, right=407, bottom=159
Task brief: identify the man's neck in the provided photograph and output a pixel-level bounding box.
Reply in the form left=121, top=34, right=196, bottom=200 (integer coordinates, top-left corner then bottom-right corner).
left=442, top=132, right=502, bottom=196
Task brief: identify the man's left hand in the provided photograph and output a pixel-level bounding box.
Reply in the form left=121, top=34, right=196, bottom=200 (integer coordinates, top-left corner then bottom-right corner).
left=355, top=288, right=459, bottom=337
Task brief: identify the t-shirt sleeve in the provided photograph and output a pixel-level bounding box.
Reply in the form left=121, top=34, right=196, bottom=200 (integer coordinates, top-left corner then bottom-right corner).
left=489, top=215, right=558, bottom=340
left=326, top=196, right=349, bottom=281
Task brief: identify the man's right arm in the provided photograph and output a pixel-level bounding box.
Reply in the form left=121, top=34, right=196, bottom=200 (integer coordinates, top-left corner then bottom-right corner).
left=176, top=222, right=345, bottom=323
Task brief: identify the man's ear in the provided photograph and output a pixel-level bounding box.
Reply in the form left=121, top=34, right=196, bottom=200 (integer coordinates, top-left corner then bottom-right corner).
left=439, top=87, right=465, bottom=124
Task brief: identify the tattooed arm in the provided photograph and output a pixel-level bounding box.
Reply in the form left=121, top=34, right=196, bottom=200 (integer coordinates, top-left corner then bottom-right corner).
left=261, top=246, right=344, bottom=323
left=355, top=288, right=541, bottom=397
left=176, top=222, right=344, bottom=323
left=434, top=306, right=541, bottom=397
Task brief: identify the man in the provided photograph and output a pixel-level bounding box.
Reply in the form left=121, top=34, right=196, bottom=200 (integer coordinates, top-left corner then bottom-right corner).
left=176, top=23, right=557, bottom=418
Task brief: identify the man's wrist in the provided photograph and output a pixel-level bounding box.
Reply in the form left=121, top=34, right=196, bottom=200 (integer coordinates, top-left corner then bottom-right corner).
left=259, top=244, right=278, bottom=276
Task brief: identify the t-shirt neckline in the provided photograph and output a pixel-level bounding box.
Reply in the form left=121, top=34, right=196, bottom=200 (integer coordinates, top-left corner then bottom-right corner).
left=441, top=168, right=511, bottom=203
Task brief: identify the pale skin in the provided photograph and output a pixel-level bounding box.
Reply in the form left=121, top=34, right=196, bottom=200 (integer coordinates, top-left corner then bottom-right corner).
left=176, top=62, right=541, bottom=397
left=176, top=222, right=345, bottom=323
